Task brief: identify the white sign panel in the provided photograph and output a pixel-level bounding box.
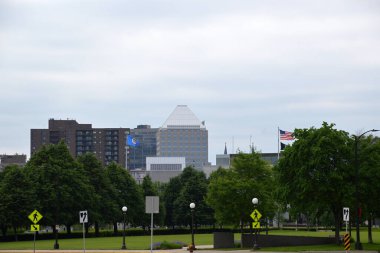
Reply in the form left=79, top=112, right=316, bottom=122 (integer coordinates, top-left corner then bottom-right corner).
left=79, top=210, right=88, bottom=223
left=145, top=196, right=159, bottom=214
left=343, top=207, right=349, bottom=222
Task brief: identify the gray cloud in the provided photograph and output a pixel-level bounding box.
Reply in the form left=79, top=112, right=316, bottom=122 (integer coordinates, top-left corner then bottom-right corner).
left=1, top=0, right=379, bottom=163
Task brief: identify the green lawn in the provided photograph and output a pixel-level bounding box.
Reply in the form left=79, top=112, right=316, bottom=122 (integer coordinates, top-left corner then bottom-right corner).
left=1, top=229, right=380, bottom=251
left=0, top=234, right=211, bottom=250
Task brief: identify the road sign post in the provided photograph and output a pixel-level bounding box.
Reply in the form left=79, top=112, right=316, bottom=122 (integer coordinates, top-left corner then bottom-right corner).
left=343, top=207, right=350, bottom=252
left=28, top=210, right=43, bottom=253
left=146, top=196, right=159, bottom=253
left=79, top=211, right=88, bottom=253
left=250, top=208, right=261, bottom=250
left=30, top=224, right=40, bottom=253
left=343, top=207, right=349, bottom=233
left=344, top=233, right=350, bottom=252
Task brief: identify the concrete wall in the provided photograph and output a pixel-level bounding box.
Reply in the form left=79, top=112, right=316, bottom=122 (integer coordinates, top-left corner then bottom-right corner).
left=241, top=234, right=336, bottom=248
left=213, top=232, right=234, bottom=248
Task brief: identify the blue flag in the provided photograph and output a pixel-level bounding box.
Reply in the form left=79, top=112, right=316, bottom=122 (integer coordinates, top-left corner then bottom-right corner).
left=127, top=135, right=139, bottom=147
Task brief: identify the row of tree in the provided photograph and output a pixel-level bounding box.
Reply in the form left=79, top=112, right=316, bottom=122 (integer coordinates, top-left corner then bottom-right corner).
left=1, top=122, right=380, bottom=245
left=276, top=123, right=380, bottom=244
left=0, top=140, right=214, bottom=240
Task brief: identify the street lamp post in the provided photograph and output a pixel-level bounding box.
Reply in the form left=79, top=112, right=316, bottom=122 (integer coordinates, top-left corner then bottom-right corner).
left=252, top=198, right=259, bottom=250
left=121, top=206, right=128, bottom=250
left=53, top=225, right=59, bottom=249
left=190, top=203, right=196, bottom=250
left=355, top=129, right=379, bottom=250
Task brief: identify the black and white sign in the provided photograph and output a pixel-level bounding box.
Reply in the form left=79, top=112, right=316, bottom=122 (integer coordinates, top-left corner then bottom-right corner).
left=79, top=210, right=88, bottom=223
left=343, top=207, right=349, bottom=222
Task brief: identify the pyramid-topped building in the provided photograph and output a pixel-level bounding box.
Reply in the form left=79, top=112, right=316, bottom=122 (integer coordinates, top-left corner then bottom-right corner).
left=157, top=105, right=208, bottom=169
left=162, top=105, right=205, bottom=129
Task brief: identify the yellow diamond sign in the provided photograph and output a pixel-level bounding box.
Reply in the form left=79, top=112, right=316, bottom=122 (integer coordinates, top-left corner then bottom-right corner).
left=30, top=224, right=40, bottom=232
left=250, top=209, right=262, bottom=221
left=28, top=210, right=43, bottom=224
left=252, top=222, right=261, bottom=228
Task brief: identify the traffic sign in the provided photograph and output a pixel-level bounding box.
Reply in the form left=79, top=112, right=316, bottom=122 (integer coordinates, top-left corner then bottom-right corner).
left=250, top=209, right=262, bottom=221
left=343, top=207, right=349, bottom=222
left=79, top=210, right=88, bottom=223
left=252, top=222, right=261, bottom=229
left=145, top=196, right=159, bottom=214
left=28, top=210, right=43, bottom=224
left=30, top=224, right=40, bottom=232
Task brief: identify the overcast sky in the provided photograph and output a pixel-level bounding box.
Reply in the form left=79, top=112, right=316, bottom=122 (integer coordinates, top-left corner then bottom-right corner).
left=1, top=0, right=380, bottom=164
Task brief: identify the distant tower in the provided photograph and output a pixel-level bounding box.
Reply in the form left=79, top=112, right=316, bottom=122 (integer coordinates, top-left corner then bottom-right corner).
left=224, top=142, right=228, bottom=155
left=156, top=105, right=208, bottom=170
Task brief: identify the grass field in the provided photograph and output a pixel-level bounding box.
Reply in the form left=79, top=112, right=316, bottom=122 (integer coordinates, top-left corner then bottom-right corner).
left=0, top=234, right=211, bottom=250
left=1, top=229, right=380, bottom=250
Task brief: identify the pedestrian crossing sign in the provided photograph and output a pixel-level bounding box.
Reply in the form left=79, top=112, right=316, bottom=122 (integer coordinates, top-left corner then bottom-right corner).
left=28, top=210, right=43, bottom=224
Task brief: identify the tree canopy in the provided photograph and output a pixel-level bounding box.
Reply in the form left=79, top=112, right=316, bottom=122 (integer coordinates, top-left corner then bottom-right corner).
left=2, top=126, right=380, bottom=244
left=0, top=165, right=33, bottom=239
left=275, top=122, right=353, bottom=243
left=173, top=167, right=213, bottom=227
left=105, top=162, right=144, bottom=228
left=207, top=150, right=275, bottom=228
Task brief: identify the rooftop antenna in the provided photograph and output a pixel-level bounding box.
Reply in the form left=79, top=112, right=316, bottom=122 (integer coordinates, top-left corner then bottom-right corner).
left=232, top=136, right=235, bottom=154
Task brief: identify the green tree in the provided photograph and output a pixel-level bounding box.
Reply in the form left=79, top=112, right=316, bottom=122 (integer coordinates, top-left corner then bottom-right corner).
left=76, top=153, right=116, bottom=236
left=140, top=175, right=157, bottom=229
left=0, top=170, right=5, bottom=236
left=24, top=141, right=93, bottom=248
left=105, top=162, right=144, bottom=233
left=152, top=181, right=166, bottom=227
left=163, top=177, right=182, bottom=229
left=0, top=165, right=34, bottom=239
left=173, top=167, right=213, bottom=228
left=207, top=150, right=275, bottom=231
left=275, top=122, right=353, bottom=244
left=355, top=136, right=380, bottom=243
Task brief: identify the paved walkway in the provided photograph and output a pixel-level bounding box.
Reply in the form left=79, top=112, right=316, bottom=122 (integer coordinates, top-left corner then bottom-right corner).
left=0, top=246, right=378, bottom=253
left=0, top=250, right=379, bottom=253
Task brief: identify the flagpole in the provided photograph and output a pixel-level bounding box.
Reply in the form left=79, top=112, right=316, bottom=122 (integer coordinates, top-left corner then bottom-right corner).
left=277, top=127, right=280, bottom=160
left=126, top=135, right=129, bottom=170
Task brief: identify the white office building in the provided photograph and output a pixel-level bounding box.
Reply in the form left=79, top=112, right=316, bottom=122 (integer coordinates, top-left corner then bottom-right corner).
left=157, top=105, right=208, bottom=170
left=145, top=156, right=185, bottom=183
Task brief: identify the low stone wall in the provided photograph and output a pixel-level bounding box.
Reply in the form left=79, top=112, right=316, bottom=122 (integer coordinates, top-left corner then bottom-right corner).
left=241, top=234, right=336, bottom=248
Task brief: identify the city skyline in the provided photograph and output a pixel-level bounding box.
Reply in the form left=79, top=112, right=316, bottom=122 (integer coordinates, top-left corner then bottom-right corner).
left=1, top=0, right=380, bottom=164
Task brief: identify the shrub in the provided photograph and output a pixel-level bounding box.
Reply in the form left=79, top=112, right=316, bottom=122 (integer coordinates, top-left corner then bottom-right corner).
left=153, top=241, right=184, bottom=250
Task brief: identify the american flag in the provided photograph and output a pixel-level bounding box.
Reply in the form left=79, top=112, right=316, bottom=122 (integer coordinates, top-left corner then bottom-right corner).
left=280, top=129, right=294, bottom=140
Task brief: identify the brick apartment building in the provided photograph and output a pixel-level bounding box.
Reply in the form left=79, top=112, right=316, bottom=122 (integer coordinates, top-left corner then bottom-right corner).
left=0, top=154, right=27, bottom=171
left=31, top=119, right=128, bottom=167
